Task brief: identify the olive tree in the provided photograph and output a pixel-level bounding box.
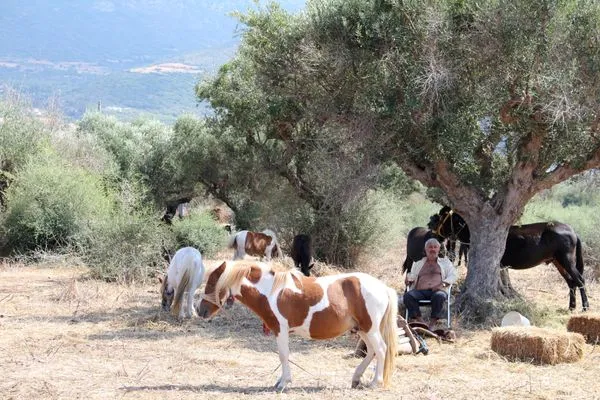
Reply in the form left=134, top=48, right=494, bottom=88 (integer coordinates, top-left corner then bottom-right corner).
left=197, top=0, right=600, bottom=318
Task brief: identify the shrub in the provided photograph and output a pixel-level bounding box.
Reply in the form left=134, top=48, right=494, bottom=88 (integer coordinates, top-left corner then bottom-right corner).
left=0, top=95, right=46, bottom=172
left=170, top=210, right=228, bottom=257
left=1, top=149, right=113, bottom=253
left=82, top=213, right=175, bottom=283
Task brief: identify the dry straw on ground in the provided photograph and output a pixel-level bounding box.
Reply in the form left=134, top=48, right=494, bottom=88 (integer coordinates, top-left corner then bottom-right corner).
left=567, top=314, right=600, bottom=343
left=491, top=326, right=585, bottom=365
left=2, top=249, right=600, bottom=399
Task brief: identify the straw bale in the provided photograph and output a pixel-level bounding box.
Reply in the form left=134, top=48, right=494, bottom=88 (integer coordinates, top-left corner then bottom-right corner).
left=490, top=326, right=585, bottom=365
left=567, top=314, right=600, bottom=344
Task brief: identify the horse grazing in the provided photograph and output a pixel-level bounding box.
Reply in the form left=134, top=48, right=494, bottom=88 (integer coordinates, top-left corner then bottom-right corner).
left=401, top=227, right=444, bottom=273
left=159, top=247, right=205, bottom=319
left=228, top=229, right=282, bottom=261
left=197, top=260, right=398, bottom=390
left=290, top=234, right=314, bottom=276
left=429, top=207, right=589, bottom=311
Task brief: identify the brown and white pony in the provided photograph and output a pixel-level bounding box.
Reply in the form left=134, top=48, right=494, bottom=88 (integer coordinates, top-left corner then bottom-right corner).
left=228, top=229, right=282, bottom=261
left=197, top=260, right=398, bottom=390
left=159, top=247, right=205, bottom=319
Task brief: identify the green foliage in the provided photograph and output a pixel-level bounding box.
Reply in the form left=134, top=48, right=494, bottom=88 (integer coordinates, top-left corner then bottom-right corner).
left=170, top=211, right=228, bottom=258
left=82, top=212, right=175, bottom=283
left=376, top=162, right=421, bottom=198
left=0, top=96, right=46, bottom=173
left=1, top=148, right=114, bottom=253
left=77, top=112, right=181, bottom=207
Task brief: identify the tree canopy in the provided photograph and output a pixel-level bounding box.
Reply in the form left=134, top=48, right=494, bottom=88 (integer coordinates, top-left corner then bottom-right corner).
left=197, top=0, right=600, bottom=320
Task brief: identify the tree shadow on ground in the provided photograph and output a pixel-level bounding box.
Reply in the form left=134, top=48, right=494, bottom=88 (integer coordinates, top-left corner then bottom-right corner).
left=65, top=302, right=359, bottom=353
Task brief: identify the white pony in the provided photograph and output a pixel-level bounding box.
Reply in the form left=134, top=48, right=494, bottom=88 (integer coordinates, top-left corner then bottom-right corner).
left=159, top=246, right=205, bottom=319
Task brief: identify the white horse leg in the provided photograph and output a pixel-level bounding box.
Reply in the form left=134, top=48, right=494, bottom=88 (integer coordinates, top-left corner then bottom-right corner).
left=274, top=331, right=292, bottom=391
left=352, top=332, right=376, bottom=388
left=186, top=289, right=195, bottom=318
left=178, top=290, right=186, bottom=320
left=233, top=231, right=247, bottom=260
left=365, top=331, right=387, bottom=387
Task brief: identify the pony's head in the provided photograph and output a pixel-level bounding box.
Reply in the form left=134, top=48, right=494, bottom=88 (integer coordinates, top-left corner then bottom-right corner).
left=197, top=261, right=250, bottom=318
left=159, top=274, right=174, bottom=311
left=429, top=207, right=455, bottom=237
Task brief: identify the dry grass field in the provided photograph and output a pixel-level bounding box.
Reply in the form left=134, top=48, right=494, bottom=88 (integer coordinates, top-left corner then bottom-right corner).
left=1, top=245, right=599, bottom=400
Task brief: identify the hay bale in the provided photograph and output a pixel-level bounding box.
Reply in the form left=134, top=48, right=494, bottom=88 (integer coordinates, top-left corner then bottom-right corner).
left=490, top=326, right=585, bottom=365
left=567, top=314, right=600, bottom=344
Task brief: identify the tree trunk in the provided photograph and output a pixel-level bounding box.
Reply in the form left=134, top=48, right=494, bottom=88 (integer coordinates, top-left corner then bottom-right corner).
left=457, top=214, right=512, bottom=324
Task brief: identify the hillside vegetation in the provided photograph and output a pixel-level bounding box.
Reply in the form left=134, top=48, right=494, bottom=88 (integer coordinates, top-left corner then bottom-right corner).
left=1, top=95, right=599, bottom=285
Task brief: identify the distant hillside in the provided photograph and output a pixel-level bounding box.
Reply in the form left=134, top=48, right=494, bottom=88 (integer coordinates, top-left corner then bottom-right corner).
left=0, top=0, right=305, bottom=64
left=0, top=0, right=305, bottom=121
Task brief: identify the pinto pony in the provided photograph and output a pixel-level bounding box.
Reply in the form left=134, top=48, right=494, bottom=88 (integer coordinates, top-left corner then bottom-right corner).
left=197, top=261, right=398, bottom=390
left=228, top=229, right=282, bottom=261
left=159, top=247, right=205, bottom=319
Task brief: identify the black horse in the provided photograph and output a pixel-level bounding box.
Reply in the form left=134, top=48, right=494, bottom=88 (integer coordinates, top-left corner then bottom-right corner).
left=291, top=234, right=314, bottom=276
left=401, top=227, right=445, bottom=273
left=428, top=207, right=589, bottom=311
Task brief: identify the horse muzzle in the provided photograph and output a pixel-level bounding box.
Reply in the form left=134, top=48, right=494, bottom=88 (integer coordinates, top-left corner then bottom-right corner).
left=197, top=300, right=218, bottom=319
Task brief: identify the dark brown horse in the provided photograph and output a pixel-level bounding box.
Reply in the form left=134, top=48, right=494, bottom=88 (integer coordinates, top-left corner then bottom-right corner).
left=428, top=207, right=589, bottom=311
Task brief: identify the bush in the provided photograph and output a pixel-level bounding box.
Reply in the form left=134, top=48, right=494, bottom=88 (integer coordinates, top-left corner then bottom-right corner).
left=170, top=210, right=228, bottom=257
left=82, top=213, right=175, bottom=283
left=1, top=149, right=113, bottom=253
left=0, top=95, right=46, bottom=172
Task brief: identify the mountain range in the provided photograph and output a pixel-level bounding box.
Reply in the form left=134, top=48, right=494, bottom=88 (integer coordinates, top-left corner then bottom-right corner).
left=0, top=0, right=305, bottom=122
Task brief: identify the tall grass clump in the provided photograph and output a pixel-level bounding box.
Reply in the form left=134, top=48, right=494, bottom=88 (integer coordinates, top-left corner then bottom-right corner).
left=170, top=210, right=228, bottom=257
left=1, top=148, right=113, bottom=253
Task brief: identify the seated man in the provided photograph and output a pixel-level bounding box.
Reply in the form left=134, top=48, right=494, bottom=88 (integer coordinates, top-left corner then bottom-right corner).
left=404, top=238, right=457, bottom=328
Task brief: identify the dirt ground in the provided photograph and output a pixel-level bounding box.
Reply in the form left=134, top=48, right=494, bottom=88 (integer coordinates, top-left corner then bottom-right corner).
left=1, top=252, right=599, bottom=400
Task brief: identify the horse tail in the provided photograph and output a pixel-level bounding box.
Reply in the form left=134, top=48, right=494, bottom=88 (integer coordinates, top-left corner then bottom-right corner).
left=402, top=256, right=411, bottom=273
left=381, top=287, right=398, bottom=387
left=171, top=269, right=191, bottom=317
left=575, top=236, right=585, bottom=285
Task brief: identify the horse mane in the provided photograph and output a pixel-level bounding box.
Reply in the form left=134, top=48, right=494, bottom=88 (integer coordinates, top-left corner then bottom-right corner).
left=213, top=261, right=302, bottom=303
left=159, top=273, right=168, bottom=295
left=213, top=261, right=256, bottom=305
left=271, top=268, right=304, bottom=294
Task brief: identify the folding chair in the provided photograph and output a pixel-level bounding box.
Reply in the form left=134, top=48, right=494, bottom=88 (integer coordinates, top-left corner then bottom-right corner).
left=404, top=284, right=453, bottom=328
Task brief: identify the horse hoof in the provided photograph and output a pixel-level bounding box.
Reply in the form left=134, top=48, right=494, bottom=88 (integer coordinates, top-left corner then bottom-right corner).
left=351, top=380, right=360, bottom=388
